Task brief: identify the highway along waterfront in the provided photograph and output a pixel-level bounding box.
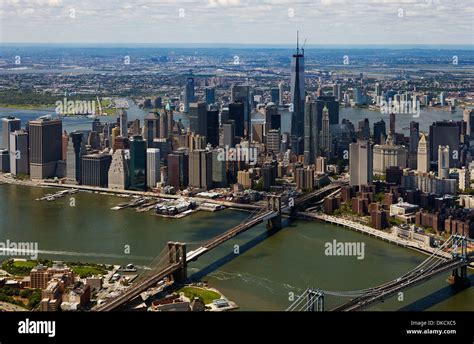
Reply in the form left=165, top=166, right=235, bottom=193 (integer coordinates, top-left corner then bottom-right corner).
left=0, top=184, right=472, bottom=311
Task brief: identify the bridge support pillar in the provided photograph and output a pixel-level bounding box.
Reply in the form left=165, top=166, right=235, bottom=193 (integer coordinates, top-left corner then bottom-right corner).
left=167, top=241, right=187, bottom=284
left=448, top=235, right=470, bottom=287
left=307, top=289, right=324, bottom=312
left=266, top=195, right=282, bottom=231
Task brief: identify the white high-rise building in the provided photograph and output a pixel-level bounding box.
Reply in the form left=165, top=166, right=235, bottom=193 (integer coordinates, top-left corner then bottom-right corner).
left=278, top=82, right=284, bottom=106
left=417, top=133, right=430, bottom=173
left=316, top=156, right=327, bottom=174
left=459, top=167, right=470, bottom=191
left=438, top=145, right=450, bottom=179
left=349, top=140, right=373, bottom=187
left=108, top=149, right=129, bottom=190
left=372, top=132, right=407, bottom=175
left=321, top=105, right=331, bottom=155
left=146, top=148, right=161, bottom=189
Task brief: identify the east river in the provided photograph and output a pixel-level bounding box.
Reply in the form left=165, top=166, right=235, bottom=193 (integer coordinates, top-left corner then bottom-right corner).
left=0, top=184, right=472, bottom=311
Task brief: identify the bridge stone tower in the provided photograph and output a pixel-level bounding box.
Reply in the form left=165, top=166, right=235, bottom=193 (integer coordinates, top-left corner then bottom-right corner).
left=449, top=235, right=469, bottom=286
left=307, top=289, right=325, bottom=312
left=266, top=195, right=282, bottom=230
left=167, top=242, right=187, bottom=284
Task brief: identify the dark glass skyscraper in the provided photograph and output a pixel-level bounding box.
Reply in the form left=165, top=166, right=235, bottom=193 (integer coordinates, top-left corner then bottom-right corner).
left=231, top=85, right=251, bottom=139
left=207, top=109, right=219, bottom=147
left=373, top=119, right=386, bottom=145
left=304, top=96, right=319, bottom=165
left=290, top=33, right=305, bottom=155
left=66, top=131, right=87, bottom=183
left=316, top=95, right=339, bottom=126
left=429, top=121, right=460, bottom=167
left=189, top=102, right=208, bottom=137
left=205, top=87, right=216, bottom=104
left=129, top=135, right=147, bottom=191
left=143, top=112, right=160, bottom=148
left=228, top=102, right=245, bottom=138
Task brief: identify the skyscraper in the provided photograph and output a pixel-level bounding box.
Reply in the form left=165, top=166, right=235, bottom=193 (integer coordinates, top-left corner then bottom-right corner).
left=129, top=135, right=147, bottom=191
left=119, top=109, right=128, bottom=138
left=29, top=116, right=62, bottom=179
left=81, top=152, right=112, bottom=187
left=146, top=148, right=160, bottom=189
left=303, top=96, right=319, bottom=165
left=108, top=149, right=129, bottom=190
left=143, top=112, right=160, bottom=147
left=206, top=109, right=219, bottom=147
left=373, top=119, right=386, bottom=145
left=317, top=95, right=339, bottom=125
left=9, top=130, right=29, bottom=176
left=321, top=105, right=331, bottom=155
left=264, top=103, right=279, bottom=137
left=159, top=110, right=168, bottom=139
left=271, top=88, right=280, bottom=104
left=429, top=121, right=460, bottom=167
left=66, top=131, right=87, bottom=184
left=389, top=112, right=396, bottom=134
left=290, top=32, right=305, bottom=155
left=358, top=118, right=370, bottom=140
left=189, top=102, right=208, bottom=137
left=438, top=145, right=450, bottom=179
left=408, top=121, right=419, bottom=170
left=189, top=149, right=212, bottom=190
left=266, top=129, right=281, bottom=154
left=205, top=87, right=216, bottom=105
left=228, top=102, right=245, bottom=138
left=463, top=108, right=474, bottom=137
left=2, top=116, right=21, bottom=150
left=372, top=133, right=407, bottom=175
left=459, top=167, right=470, bottom=191
left=167, top=150, right=188, bottom=189
left=223, top=122, right=235, bottom=148
left=278, top=82, right=284, bottom=106
left=349, top=140, right=373, bottom=187
left=417, top=133, right=430, bottom=173
left=212, top=149, right=227, bottom=188
left=231, top=85, right=251, bottom=138
left=183, top=73, right=195, bottom=113
left=374, top=83, right=381, bottom=98
left=353, top=87, right=363, bottom=105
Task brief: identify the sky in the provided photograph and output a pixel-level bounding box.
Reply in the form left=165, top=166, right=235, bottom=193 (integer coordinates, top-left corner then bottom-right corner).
left=0, top=0, right=473, bottom=45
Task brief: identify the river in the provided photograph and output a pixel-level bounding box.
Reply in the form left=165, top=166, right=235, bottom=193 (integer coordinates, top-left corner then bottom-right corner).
left=0, top=184, right=472, bottom=311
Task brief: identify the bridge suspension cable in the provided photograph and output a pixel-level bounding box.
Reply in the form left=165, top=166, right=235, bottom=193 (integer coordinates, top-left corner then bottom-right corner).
left=309, top=235, right=455, bottom=298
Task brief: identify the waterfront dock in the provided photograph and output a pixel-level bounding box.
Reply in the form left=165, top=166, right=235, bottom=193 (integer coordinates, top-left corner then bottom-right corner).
left=36, top=188, right=78, bottom=202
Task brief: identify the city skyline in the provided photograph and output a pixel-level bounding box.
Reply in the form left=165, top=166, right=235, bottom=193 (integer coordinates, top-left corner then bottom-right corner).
left=1, top=0, right=473, bottom=45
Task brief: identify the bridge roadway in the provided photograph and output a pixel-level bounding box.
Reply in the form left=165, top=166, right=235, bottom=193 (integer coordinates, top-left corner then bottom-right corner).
left=332, top=258, right=469, bottom=311
left=96, top=182, right=347, bottom=311
left=94, top=262, right=181, bottom=311
left=187, top=181, right=348, bottom=262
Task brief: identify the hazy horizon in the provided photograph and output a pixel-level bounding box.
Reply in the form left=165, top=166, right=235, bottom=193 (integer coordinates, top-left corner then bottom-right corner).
left=1, top=0, right=473, bottom=45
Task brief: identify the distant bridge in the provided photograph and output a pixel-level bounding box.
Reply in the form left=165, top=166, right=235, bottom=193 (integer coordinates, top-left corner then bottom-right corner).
left=287, top=235, right=472, bottom=312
